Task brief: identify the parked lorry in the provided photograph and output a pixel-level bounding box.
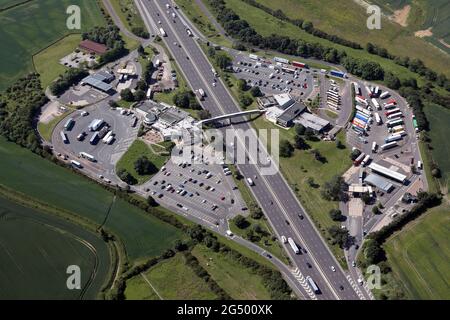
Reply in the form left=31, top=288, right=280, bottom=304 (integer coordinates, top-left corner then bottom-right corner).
left=330, top=70, right=346, bottom=78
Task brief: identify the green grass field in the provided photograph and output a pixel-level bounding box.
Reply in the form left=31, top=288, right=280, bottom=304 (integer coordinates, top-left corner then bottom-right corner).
left=244, top=0, right=450, bottom=76
left=0, top=195, right=111, bottom=299
left=217, top=0, right=448, bottom=84
left=192, top=245, right=271, bottom=299
left=423, top=103, right=450, bottom=191
left=124, top=274, right=160, bottom=300
left=126, top=253, right=219, bottom=300
left=110, top=0, right=146, bottom=34
left=116, top=139, right=170, bottom=185
left=0, top=0, right=105, bottom=91
left=33, top=34, right=82, bottom=89
left=0, top=138, right=183, bottom=260
left=384, top=204, right=450, bottom=299
left=176, top=0, right=233, bottom=48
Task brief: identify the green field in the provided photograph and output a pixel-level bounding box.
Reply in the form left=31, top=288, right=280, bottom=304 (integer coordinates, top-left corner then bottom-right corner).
left=0, top=137, right=183, bottom=260
left=125, top=253, right=219, bottom=300
left=124, top=274, right=160, bottom=300
left=116, top=139, right=170, bottom=185
left=241, top=0, right=450, bottom=75
left=33, top=34, right=83, bottom=89
left=0, top=195, right=111, bottom=299
left=384, top=204, right=450, bottom=299
left=0, top=0, right=24, bottom=9
left=423, top=103, right=450, bottom=191
left=192, top=245, right=271, bottom=299
left=110, top=0, right=146, bottom=34
left=0, top=0, right=105, bottom=91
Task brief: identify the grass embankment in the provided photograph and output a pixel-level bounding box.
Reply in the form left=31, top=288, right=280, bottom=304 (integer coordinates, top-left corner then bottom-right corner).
left=192, top=245, right=272, bottom=299
left=176, top=0, right=233, bottom=48
left=110, top=0, right=146, bottom=33
left=423, top=103, right=450, bottom=191
left=116, top=139, right=170, bottom=185
left=0, top=0, right=105, bottom=91
left=383, top=204, right=450, bottom=299
left=125, top=252, right=219, bottom=300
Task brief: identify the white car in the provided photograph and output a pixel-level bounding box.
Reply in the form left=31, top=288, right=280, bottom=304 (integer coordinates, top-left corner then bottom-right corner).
left=158, top=20, right=161, bottom=24
left=352, top=261, right=356, bottom=267
left=202, top=199, right=207, bottom=204
left=212, top=82, right=216, bottom=87
left=331, top=266, right=336, bottom=272
left=281, top=235, right=287, bottom=243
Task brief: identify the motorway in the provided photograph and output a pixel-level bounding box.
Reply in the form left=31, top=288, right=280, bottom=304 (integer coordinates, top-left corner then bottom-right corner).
left=136, top=0, right=368, bottom=300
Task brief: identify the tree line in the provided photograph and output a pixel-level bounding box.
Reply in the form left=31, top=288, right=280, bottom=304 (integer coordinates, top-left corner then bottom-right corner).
left=239, top=0, right=449, bottom=91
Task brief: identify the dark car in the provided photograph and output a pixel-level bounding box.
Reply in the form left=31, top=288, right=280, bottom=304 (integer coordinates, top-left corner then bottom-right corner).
left=298, top=214, right=304, bottom=220
left=306, top=262, right=312, bottom=268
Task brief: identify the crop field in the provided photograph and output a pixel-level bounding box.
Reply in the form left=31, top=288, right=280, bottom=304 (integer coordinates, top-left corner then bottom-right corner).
left=423, top=104, right=450, bottom=191
left=0, top=0, right=105, bottom=91
left=0, top=195, right=110, bottom=299
left=384, top=204, right=450, bottom=299
left=371, top=0, right=450, bottom=54
left=126, top=253, right=219, bottom=300
left=220, top=0, right=450, bottom=79
left=116, top=139, right=170, bottom=185
left=192, top=245, right=271, bottom=299
left=0, top=138, right=184, bottom=260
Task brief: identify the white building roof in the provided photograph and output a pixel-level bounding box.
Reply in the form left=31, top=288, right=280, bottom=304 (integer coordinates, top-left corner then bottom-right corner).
left=273, top=93, right=294, bottom=109
left=368, top=163, right=407, bottom=183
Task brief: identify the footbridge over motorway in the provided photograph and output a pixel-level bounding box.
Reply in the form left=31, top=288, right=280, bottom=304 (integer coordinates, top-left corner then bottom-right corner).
left=197, top=109, right=266, bottom=125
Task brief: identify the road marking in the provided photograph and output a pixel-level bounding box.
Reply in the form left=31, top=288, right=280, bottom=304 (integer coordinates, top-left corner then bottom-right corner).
left=291, top=268, right=317, bottom=300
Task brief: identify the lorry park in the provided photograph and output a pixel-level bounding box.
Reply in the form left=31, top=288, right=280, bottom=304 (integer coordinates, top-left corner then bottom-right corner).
left=344, top=80, right=426, bottom=270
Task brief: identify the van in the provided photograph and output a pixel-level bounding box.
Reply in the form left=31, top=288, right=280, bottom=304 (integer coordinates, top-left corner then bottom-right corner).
left=417, top=161, right=423, bottom=170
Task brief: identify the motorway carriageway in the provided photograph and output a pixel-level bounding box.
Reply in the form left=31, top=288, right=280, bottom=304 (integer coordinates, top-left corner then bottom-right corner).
left=137, top=0, right=366, bottom=300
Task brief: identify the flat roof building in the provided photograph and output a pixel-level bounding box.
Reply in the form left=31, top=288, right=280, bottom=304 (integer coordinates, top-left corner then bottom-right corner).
left=79, top=40, right=108, bottom=55
left=276, top=102, right=307, bottom=127
left=364, top=174, right=394, bottom=192
left=273, top=93, right=294, bottom=110
left=159, top=108, right=186, bottom=127
left=295, top=112, right=330, bottom=133
left=257, top=96, right=278, bottom=109
left=81, top=75, right=113, bottom=93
